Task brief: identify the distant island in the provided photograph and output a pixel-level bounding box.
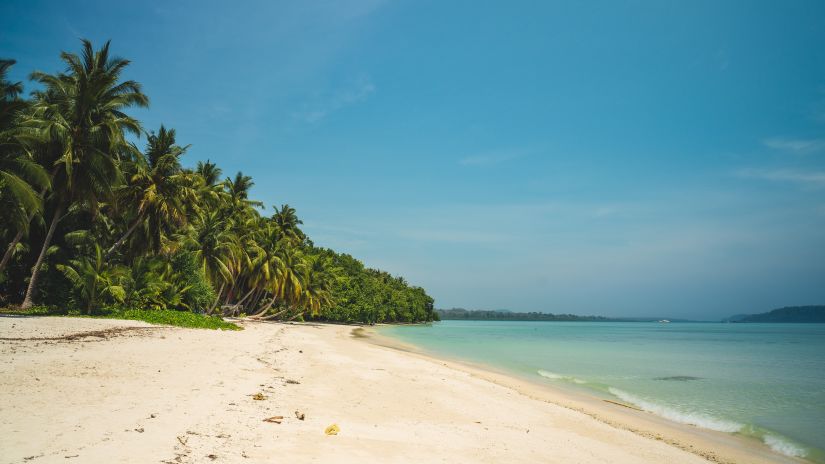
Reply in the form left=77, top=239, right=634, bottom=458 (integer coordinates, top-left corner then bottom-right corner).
left=725, top=306, right=825, bottom=323
left=434, top=308, right=698, bottom=322
left=436, top=308, right=611, bottom=321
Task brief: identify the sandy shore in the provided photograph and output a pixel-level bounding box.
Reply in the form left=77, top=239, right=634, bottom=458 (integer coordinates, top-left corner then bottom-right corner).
left=0, top=317, right=803, bottom=464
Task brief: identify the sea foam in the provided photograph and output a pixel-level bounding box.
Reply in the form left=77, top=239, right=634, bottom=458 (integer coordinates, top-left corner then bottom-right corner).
left=763, top=434, right=808, bottom=458
left=537, top=369, right=586, bottom=384
left=607, top=387, right=744, bottom=433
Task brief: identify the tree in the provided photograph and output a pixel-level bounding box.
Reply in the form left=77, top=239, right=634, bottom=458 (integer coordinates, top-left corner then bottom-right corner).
left=106, top=125, right=194, bottom=258
left=19, top=40, right=148, bottom=308
left=272, top=203, right=305, bottom=244
left=0, top=59, right=50, bottom=277
left=56, top=244, right=126, bottom=314
left=2, top=41, right=436, bottom=322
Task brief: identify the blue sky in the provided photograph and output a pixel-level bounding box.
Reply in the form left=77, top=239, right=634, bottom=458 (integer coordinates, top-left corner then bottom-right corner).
left=2, top=0, right=824, bottom=319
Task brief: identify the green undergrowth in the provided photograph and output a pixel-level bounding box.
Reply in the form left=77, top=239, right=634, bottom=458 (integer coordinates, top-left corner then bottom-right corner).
left=0, top=306, right=241, bottom=330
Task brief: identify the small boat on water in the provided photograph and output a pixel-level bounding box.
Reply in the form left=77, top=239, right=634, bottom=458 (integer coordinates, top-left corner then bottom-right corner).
left=658, top=319, right=671, bottom=323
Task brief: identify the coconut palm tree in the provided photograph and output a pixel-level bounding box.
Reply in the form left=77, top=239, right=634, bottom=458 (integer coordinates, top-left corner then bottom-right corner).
left=0, top=59, right=25, bottom=127
left=196, top=160, right=222, bottom=187
left=0, top=59, right=50, bottom=277
left=295, top=254, right=335, bottom=319
left=106, top=125, right=195, bottom=259
left=19, top=39, right=148, bottom=309
left=183, top=211, right=237, bottom=312
left=56, top=244, right=127, bottom=314
left=272, top=203, right=304, bottom=244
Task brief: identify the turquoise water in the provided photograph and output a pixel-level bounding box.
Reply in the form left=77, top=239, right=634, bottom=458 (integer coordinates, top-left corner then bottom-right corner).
left=381, top=321, right=825, bottom=462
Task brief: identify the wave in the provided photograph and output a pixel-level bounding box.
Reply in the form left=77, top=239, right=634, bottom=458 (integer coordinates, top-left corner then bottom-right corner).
left=607, top=387, right=744, bottom=433
left=607, top=388, right=810, bottom=459
left=762, top=433, right=808, bottom=458
left=537, top=369, right=587, bottom=384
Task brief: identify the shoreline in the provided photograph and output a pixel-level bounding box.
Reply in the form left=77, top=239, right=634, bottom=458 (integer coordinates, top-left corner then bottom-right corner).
left=0, top=316, right=808, bottom=463
left=360, top=325, right=807, bottom=464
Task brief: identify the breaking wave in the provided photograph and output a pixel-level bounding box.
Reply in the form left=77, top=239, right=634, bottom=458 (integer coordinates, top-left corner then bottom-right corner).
left=607, top=387, right=744, bottom=433
left=537, top=369, right=587, bottom=384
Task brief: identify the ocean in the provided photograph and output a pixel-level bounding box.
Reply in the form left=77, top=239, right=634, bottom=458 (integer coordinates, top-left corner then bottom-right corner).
left=380, top=321, right=825, bottom=462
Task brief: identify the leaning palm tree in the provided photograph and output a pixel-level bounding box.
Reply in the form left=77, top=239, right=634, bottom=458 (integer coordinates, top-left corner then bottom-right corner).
left=182, top=211, right=238, bottom=312
left=19, top=39, right=148, bottom=309
left=294, top=254, right=336, bottom=319
left=105, top=125, right=195, bottom=259
left=0, top=59, right=50, bottom=277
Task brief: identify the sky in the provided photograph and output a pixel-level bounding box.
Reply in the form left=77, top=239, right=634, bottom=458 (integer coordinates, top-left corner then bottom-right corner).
left=2, top=0, right=824, bottom=319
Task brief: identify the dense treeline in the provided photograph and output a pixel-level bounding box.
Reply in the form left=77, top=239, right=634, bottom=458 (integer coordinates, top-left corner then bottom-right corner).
left=437, top=308, right=610, bottom=321
left=0, top=41, right=435, bottom=323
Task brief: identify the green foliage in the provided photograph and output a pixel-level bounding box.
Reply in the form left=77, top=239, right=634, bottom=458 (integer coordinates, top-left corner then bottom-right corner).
left=101, top=309, right=240, bottom=330
left=56, top=244, right=127, bottom=314
left=312, top=249, right=435, bottom=324
left=170, top=251, right=216, bottom=311
left=0, top=40, right=435, bottom=324
left=0, top=306, right=240, bottom=330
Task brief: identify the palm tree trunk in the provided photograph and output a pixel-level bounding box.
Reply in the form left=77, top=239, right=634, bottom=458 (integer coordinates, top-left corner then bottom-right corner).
left=222, top=279, right=235, bottom=305
left=104, top=213, right=144, bottom=260
left=286, top=309, right=305, bottom=322
left=208, top=282, right=225, bottom=315
left=0, top=180, right=54, bottom=277
left=249, top=289, right=264, bottom=312
left=248, top=294, right=276, bottom=317
left=258, top=307, right=290, bottom=321
left=236, top=287, right=256, bottom=307
left=21, top=203, right=64, bottom=309
left=0, top=229, right=24, bottom=277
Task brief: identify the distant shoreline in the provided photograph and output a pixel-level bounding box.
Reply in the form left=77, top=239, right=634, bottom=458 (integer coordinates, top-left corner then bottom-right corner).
left=438, top=305, right=825, bottom=323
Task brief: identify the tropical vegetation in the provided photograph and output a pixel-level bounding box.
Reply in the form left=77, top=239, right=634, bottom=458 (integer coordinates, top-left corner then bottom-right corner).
left=0, top=40, right=435, bottom=325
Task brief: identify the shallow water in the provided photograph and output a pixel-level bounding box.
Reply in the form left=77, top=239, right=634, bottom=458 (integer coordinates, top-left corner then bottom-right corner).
left=381, top=321, right=825, bottom=462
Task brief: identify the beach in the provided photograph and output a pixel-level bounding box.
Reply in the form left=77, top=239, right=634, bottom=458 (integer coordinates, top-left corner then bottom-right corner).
left=0, top=317, right=804, bottom=464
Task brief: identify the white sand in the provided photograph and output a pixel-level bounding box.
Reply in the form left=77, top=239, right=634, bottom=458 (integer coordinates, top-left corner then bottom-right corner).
left=0, top=317, right=802, bottom=463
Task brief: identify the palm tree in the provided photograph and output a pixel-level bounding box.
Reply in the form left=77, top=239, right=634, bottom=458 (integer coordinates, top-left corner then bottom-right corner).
left=196, top=160, right=222, bottom=187
left=56, top=244, right=127, bottom=314
left=295, top=254, right=335, bottom=319
left=0, top=59, right=25, bottom=127
left=193, top=159, right=225, bottom=209
left=19, top=40, right=148, bottom=309
left=183, top=211, right=237, bottom=312
left=106, top=125, right=194, bottom=259
left=263, top=243, right=305, bottom=316
left=0, top=59, right=50, bottom=277
left=272, top=203, right=305, bottom=244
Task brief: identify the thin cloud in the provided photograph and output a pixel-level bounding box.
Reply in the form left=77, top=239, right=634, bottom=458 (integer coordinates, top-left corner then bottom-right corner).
left=398, top=229, right=507, bottom=244
left=762, top=137, right=825, bottom=154
left=294, top=76, right=376, bottom=123
left=459, top=151, right=527, bottom=167
left=737, top=168, right=825, bottom=187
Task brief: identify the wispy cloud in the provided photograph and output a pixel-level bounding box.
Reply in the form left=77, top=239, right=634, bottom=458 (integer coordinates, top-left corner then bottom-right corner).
left=737, top=168, right=825, bottom=187
left=294, top=76, right=376, bottom=123
left=762, top=137, right=825, bottom=154
left=458, top=150, right=527, bottom=167
left=398, top=229, right=508, bottom=244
